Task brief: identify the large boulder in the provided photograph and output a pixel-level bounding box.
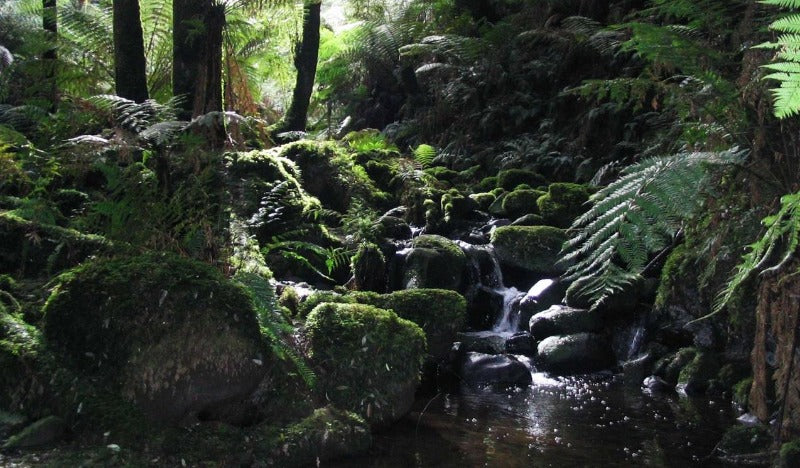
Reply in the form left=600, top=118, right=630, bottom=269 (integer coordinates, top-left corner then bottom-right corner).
left=43, top=253, right=268, bottom=424
left=502, top=189, right=546, bottom=219
left=536, top=183, right=591, bottom=228
left=460, top=352, right=532, bottom=386
left=528, top=305, right=603, bottom=340
left=514, top=279, right=568, bottom=326
left=305, top=302, right=426, bottom=428
left=490, top=226, right=567, bottom=278
left=457, top=331, right=509, bottom=355
left=536, top=333, right=613, bottom=375
left=402, top=235, right=467, bottom=290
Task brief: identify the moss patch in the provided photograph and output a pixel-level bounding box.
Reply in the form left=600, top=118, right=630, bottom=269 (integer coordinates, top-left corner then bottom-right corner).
left=305, top=303, right=426, bottom=427
left=490, top=225, right=567, bottom=276
left=502, top=189, right=545, bottom=219
left=536, top=182, right=590, bottom=228
left=497, top=169, right=546, bottom=191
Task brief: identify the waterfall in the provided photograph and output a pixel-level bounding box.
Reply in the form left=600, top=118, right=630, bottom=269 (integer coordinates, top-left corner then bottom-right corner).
left=492, top=286, right=522, bottom=332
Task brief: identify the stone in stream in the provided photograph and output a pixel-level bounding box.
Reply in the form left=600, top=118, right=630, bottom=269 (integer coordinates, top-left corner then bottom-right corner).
left=528, top=305, right=603, bottom=340
left=514, top=279, right=568, bottom=327
left=457, top=331, right=509, bottom=355
left=402, top=235, right=467, bottom=291
left=505, top=332, right=537, bottom=356
left=460, top=352, right=533, bottom=386
left=466, top=286, right=505, bottom=330
left=2, top=416, right=66, bottom=449
left=536, top=333, right=614, bottom=375
left=490, top=226, right=568, bottom=285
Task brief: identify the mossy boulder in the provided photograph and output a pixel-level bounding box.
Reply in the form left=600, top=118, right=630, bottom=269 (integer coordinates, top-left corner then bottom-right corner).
left=469, top=192, right=496, bottom=211
left=2, top=415, right=66, bottom=449
left=352, top=243, right=386, bottom=292
left=305, top=303, right=426, bottom=427
left=536, top=183, right=591, bottom=228
left=278, top=140, right=355, bottom=213
left=43, top=253, right=268, bottom=424
left=780, top=440, right=800, bottom=468
left=403, top=235, right=467, bottom=290
left=536, top=333, right=614, bottom=375
left=0, top=307, right=49, bottom=416
left=0, top=212, right=113, bottom=278
left=502, top=189, right=546, bottom=219
left=716, top=424, right=771, bottom=456
left=477, top=176, right=499, bottom=192
left=528, top=305, right=603, bottom=340
left=377, top=215, right=412, bottom=240
left=270, top=406, right=372, bottom=467
left=425, top=166, right=459, bottom=183
left=653, top=347, right=697, bottom=385
left=490, top=226, right=567, bottom=277
left=677, top=350, right=719, bottom=395
left=441, top=190, right=477, bottom=221
left=497, top=169, right=546, bottom=191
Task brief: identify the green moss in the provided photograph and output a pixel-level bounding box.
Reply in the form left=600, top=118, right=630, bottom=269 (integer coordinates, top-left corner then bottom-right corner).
left=478, top=176, right=499, bottom=191
left=497, top=169, right=546, bottom=191
left=490, top=226, right=567, bottom=275
left=305, top=303, right=426, bottom=426
left=536, top=182, right=590, bottom=228
left=274, top=406, right=371, bottom=466
left=677, top=351, right=719, bottom=394
left=279, top=286, right=301, bottom=317
left=425, top=166, right=459, bottom=182
left=502, top=189, right=546, bottom=219
left=43, top=253, right=268, bottom=423
left=717, top=424, right=771, bottom=455
left=298, top=291, right=355, bottom=318
left=733, top=377, right=752, bottom=407
left=405, top=235, right=467, bottom=290
left=441, top=190, right=476, bottom=220
left=654, top=243, right=690, bottom=308
left=654, top=347, right=697, bottom=384
left=780, top=440, right=800, bottom=468
left=469, top=192, right=496, bottom=211
left=0, top=212, right=114, bottom=278
left=352, top=242, right=386, bottom=292
left=1, top=308, right=45, bottom=414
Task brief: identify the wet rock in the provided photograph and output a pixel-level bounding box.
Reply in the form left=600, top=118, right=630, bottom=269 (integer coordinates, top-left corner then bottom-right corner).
left=642, top=375, right=672, bottom=393
left=2, top=416, right=66, bottom=449
left=460, top=352, right=532, bottom=386
left=510, top=213, right=545, bottom=226
left=536, top=182, right=591, bottom=229
left=514, top=279, right=567, bottom=326
left=505, top=332, right=537, bottom=356
left=622, top=353, right=653, bottom=387
left=352, top=242, right=386, bottom=293
left=716, top=424, right=771, bottom=457
left=653, top=348, right=697, bottom=385
left=502, top=189, right=546, bottom=219
left=677, top=351, right=719, bottom=395
left=457, top=331, right=508, bottom=355
left=466, top=286, right=505, bottom=330
left=528, top=305, right=602, bottom=340
left=536, top=333, right=613, bottom=375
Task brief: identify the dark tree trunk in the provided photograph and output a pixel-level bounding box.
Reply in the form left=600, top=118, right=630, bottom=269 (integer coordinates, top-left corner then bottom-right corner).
left=43, top=0, right=57, bottom=110
left=113, top=0, right=149, bottom=103
left=280, top=1, right=321, bottom=132
left=173, top=0, right=224, bottom=119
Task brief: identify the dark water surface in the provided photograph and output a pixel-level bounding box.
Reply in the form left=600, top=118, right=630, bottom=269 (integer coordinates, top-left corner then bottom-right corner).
left=333, top=373, right=735, bottom=467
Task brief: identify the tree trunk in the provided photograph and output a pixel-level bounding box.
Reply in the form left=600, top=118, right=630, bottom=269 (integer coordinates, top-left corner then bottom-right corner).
left=280, top=1, right=321, bottom=132
left=42, top=0, right=57, bottom=110
left=113, top=0, right=149, bottom=103
left=173, top=0, right=226, bottom=146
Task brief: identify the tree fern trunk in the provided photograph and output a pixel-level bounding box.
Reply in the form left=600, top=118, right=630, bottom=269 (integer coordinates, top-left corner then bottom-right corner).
left=750, top=258, right=800, bottom=440
left=172, top=0, right=210, bottom=119
left=42, top=0, right=57, bottom=111
left=113, top=0, right=149, bottom=103
left=279, top=1, right=321, bottom=133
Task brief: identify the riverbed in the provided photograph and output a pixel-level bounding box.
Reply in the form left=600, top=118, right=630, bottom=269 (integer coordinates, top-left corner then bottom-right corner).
left=334, top=373, right=735, bottom=467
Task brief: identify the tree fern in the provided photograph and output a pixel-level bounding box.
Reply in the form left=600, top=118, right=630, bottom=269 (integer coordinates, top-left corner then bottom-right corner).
left=562, top=147, right=746, bottom=309
left=758, top=1, right=800, bottom=118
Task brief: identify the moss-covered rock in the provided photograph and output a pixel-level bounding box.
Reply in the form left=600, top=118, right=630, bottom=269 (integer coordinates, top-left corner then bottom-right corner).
left=0, top=306, right=49, bottom=416
left=271, top=407, right=372, bottom=466
left=487, top=192, right=509, bottom=217
left=478, top=176, right=499, bottom=192
left=490, top=226, right=567, bottom=277
left=305, top=303, right=426, bottom=427
left=352, top=242, right=386, bottom=292
left=43, top=253, right=268, bottom=424
left=497, top=169, right=546, bottom=191
left=653, top=347, right=697, bottom=385
left=780, top=440, right=800, bottom=468
left=441, top=189, right=477, bottom=221
left=716, top=424, right=771, bottom=456
left=677, top=350, right=719, bottom=395
left=510, top=213, right=545, bottom=226
left=371, top=289, right=466, bottom=361
left=469, top=192, right=496, bottom=211
left=536, top=333, right=614, bottom=375
left=403, top=235, right=467, bottom=290
left=425, top=166, right=459, bottom=183
left=377, top=215, right=412, bottom=240
left=733, top=377, right=752, bottom=408
left=2, top=415, right=66, bottom=449
left=502, top=189, right=546, bottom=219
left=0, top=212, right=113, bottom=278
left=536, top=183, right=591, bottom=228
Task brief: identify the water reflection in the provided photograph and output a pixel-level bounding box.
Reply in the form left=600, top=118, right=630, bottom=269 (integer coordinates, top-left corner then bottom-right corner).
left=332, top=374, right=734, bottom=467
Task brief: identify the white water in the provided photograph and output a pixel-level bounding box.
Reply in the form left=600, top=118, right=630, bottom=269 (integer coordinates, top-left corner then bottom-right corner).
left=492, top=286, right=522, bottom=332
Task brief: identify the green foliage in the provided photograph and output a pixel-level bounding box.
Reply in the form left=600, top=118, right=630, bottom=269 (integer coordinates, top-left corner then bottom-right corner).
left=561, top=148, right=746, bottom=309
left=413, top=143, right=436, bottom=167
left=343, top=129, right=398, bottom=152
left=759, top=0, right=800, bottom=118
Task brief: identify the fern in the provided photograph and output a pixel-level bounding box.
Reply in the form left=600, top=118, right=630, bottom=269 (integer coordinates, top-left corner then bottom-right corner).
left=758, top=0, right=800, bottom=118
left=412, top=143, right=436, bottom=167
left=234, top=271, right=316, bottom=388
left=562, top=147, right=746, bottom=309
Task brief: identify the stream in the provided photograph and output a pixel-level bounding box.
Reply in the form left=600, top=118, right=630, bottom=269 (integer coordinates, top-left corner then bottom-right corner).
left=334, top=375, right=735, bottom=467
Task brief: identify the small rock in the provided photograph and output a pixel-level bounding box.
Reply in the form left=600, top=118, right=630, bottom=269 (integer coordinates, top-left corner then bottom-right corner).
left=3, top=416, right=66, bottom=449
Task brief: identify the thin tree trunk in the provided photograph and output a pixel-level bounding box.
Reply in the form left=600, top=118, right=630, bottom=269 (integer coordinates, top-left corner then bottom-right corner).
left=280, top=1, right=321, bottom=132
left=173, top=0, right=209, bottom=119
left=43, top=0, right=57, bottom=111
left=113, top=0, right=149, bottom=103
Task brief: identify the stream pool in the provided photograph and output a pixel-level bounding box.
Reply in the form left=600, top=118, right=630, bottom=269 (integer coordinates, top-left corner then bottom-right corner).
left=333, top=373, right=736, bottom=467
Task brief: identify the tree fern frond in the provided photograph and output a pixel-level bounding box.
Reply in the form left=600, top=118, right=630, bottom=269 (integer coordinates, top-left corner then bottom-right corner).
left=772, top=14, right=800, bottom=33
left=561, top=148, right=747, bottom=309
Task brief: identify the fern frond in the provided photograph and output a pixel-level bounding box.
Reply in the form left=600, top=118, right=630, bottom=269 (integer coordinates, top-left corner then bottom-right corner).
left=561, top=147, right=747, bottom=309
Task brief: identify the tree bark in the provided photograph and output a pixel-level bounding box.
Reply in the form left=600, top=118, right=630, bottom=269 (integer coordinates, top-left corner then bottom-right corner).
left=280, top=1, right=321, bottom=132
left=113, top=0, right=149, bottom=103
left=42, top=0, right=57, bottom=110
left=173, top=0, right=224, bottom=119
